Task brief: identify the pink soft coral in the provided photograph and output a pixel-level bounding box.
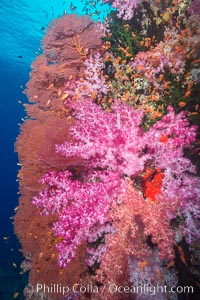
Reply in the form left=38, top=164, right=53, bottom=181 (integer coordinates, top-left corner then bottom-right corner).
left=62, top=53, right=109, bottom=102
left=103, top=0, right=140, bottom=20
left=56, top=99, right=149, bottom=177
left=131, top=35, right=185, bottom=87
left=33, top=170, right=124, bottom=267
left=33, top=99, right=199, bottom=269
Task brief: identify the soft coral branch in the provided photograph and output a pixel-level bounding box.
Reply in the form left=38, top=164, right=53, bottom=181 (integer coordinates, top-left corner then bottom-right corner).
left=33, top=170, right=124, bottom=267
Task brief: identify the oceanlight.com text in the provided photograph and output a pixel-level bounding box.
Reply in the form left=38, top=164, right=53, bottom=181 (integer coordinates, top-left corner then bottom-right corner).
left=108, top=283, right=194, bottom=296
left=32, top=282, right=194, bottom=296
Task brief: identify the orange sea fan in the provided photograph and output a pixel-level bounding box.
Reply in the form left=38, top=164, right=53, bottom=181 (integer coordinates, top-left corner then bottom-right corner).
left=25, top=14, right=103, bottom=115
left=43, top=14, right=103, bottom=66
left=14, top=14, right=104, bottom=297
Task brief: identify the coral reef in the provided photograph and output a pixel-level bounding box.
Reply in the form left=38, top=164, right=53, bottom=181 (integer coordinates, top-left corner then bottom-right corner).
left=15, top=1, right=200, bottom=300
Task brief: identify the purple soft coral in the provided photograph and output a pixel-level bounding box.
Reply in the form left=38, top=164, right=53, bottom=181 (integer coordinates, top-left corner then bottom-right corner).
left=103, top=0, right=140, bottom=20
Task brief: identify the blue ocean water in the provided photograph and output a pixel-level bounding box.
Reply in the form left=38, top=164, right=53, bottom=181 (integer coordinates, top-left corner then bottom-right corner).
left=0, top=0, right=110, bottom=298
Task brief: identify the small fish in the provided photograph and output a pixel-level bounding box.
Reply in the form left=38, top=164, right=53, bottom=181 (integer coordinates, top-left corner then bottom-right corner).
left=178, top=101, right=186, bottom=107
left=192, top=59, right=200, bottom=65
left=42, top=10, right=48, bottom=18
left=17, top=55, right=23, bottom=59
left=144, top=37, right=151, bottom=48
left=47, top=83, right=54, bottom=89
left=178, top=245, right=188, bottom=267
left=38, top=252, right=44, bottom=259
left=184, top=89, right=191, bottom=97
left=13, top=292, right=19, bottom=299
left=3, top=236, right=10, bottom=240
left=88, top=10, right=101, bottom=16
left=70, top=2, right=77, bottom=11
left=124, top=90, right=130, bottom=101
left=167, top=260, right=175, bottom=268
left=61, top=93, right=68, bottom=101
left=158, top=74, right=164, bottom=82
left=40, top=26, right=45, bottom=31
left=140, top=261, right=148, bottom=272
left=163, top=81, right=170, bottom=89
left=157, top=269, right=163, bottom=281
left=12, top=262, right=17, bottom=268
left=90, top=0, right=96, bottom=7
